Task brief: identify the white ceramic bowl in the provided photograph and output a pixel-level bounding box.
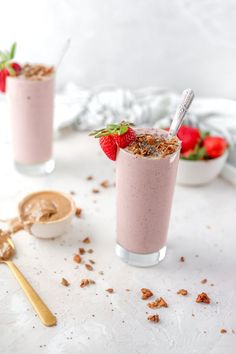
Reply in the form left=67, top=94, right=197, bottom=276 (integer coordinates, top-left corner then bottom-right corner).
left=18, top=191, right=76, bottom=239
left=177, top=150, right=228, bottom=186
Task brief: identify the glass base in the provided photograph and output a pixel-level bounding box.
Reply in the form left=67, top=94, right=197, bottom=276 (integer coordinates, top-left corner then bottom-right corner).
left=14, top=159, right=55, bottom=176
left=116, top=244, right=166, bottom=267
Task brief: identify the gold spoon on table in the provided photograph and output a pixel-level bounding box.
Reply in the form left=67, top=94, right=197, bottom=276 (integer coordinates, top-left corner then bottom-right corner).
left=0, top=233, right=57, bottom=327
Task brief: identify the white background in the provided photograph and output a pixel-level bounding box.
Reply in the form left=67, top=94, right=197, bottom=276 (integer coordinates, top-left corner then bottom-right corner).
left=1, top=0, right=236, bottom=97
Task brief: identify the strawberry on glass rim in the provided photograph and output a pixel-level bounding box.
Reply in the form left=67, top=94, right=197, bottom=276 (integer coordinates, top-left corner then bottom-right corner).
left=89, top=121, right=136, bottom=161
left=0, top=43, right=21, bottom=93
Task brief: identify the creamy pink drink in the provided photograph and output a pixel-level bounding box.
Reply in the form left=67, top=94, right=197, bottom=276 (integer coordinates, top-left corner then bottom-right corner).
left=7, top=64, right=55, bottom=175
left=116, top=128, right=180, bottom=267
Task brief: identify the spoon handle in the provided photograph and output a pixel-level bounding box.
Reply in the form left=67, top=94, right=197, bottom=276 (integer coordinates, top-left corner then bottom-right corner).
left=5, top=260, right=57, bottom=327
left=168, top=88, right=195, bottom=137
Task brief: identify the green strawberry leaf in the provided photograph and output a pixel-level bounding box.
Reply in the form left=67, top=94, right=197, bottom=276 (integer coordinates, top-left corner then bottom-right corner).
left=9, top=42, right=16, bottom=60
left=5, top=63, right=15, bottom=75
left=200, top=130, right=210, bottom=139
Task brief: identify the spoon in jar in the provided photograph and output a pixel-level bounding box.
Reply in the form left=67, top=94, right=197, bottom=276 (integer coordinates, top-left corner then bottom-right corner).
left=0, top=232, right=57, bottom=327
left=168, top=88, right=195, bottom=138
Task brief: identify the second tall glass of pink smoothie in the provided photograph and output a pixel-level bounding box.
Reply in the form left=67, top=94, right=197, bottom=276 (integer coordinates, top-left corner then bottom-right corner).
left=116, top=128, right=180, bottom=267
left=7, top=65, right=55, bottom=175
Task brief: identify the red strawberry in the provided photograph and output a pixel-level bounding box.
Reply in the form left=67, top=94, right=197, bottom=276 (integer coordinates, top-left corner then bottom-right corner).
left=203, top=136, right=227, bottom=158
left=99, top=135, right=117, bottom=161
left=177, top=125, right=200, bottom=153
left=0, top=68, right=10, bottom=93
left=114, top=127, right=136, bottom=148
left=11, top=62, right=21, bottom=75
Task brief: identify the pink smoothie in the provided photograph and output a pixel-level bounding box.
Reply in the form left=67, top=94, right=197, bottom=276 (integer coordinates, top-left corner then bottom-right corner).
left=7, top=75, right=54, bottom=165
left=116, top=128, right=180, bottom=254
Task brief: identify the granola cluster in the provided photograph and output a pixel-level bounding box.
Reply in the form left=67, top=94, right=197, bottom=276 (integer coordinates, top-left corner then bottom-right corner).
left=22, top=64, right=54, bottom=80
left=141, top=288, right=153, bottom=300
left=127, top=134, right=179, bottom=158
left=196, top=292, right=211, bottom=304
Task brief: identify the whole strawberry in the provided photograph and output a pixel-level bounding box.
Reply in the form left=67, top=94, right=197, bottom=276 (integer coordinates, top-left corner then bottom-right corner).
left=0, top=43, right=21, bottom=93
left=177, top=125, right=200, bottom=153
left=203, top=136, right=227, bottom=158
left=90, top=121, right=136, bottom=161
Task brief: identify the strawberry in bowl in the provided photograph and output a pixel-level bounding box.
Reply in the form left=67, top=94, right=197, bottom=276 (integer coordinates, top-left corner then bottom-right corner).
left=176, top=125, right=228, bottom=186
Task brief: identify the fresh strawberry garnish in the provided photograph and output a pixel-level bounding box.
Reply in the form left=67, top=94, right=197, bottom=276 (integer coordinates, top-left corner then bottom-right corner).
left=203, top=136, right=227, bottom=158
left=114, top=126, right=136, bottom=148
left=99, top=135, right=117, bottom=161
left=90, top=121, right=136, bottom=161
left=0, top=43, right=21, bottom=93
left=177, top=125, right=200, bottom=153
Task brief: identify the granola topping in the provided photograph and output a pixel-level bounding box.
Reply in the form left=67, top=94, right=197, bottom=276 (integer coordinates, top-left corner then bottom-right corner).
left=73, top=254, right=82, bottom=264
left=21, top=64, right=54, bottom=81
left=201, top=279, right=207, bottom=284
left=126, top=133, right=179, bottom=158
left=147, top=297, right=168, bottom=308
left=141, top=288, right=153, bottom=300
left=100, top=180, right=109, bottom=188
left=83, top=237, right=91, bottom=244
left=75, top=208, right=82, bottom=218
left=85, top=263, right=93, bottom=271
left=61, top=278, right=70, bottom=287
left=106, top=288, right=114, bottom=293
left=220, top=329, right=227, bottom=334
left=196, top=292, right=211, bottom=304
left=80, top=279, right=95, bottom=288
left=79, top=248, right=85, bottom=255
left=177, top=289, right=188, bottom=296
left=147, top=314, right=160, bottom=323
left=180, top=256, right=185, bottom=262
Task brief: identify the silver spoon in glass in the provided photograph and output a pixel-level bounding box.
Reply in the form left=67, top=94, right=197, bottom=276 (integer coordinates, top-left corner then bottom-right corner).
left=168, top=88, right=195, bottom=138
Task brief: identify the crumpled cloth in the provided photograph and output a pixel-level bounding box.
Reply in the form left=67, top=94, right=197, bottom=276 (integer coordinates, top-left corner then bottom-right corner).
left=1, top=84, right=236, bottom=164
left=56, top=84, right=236, bottom=142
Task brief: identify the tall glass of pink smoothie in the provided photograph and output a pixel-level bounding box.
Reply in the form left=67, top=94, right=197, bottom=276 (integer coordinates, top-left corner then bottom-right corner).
left=6, top=64, right=55, bottom=175
left=116, top=128, right=180, bottom=267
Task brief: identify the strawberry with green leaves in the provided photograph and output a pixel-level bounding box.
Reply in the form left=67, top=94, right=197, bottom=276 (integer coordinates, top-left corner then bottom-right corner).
left=0, top=43, right=21, bottom=93
left=90, top=121, right=136, bottom=161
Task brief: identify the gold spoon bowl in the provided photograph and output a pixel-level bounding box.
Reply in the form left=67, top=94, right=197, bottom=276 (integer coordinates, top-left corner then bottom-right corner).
left=0, top=232, right=57, bottom=327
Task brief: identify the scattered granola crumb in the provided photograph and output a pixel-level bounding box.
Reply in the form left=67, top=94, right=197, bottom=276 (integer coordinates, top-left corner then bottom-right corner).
left=92, top=188, right=99, bottom=193
left=85, top=264, right=93, bottom=271
left=79, top=248, right=85, bottom=255
left=86, top=176, right=93, bottom=181
left=83, top=237, right=91, bottom=244
left=180, top=256, right=185, bottom=262
left=148, top=297, right=168, bottom=308
left=106, top=288, right=114, bottom=294
left=201, top=279, right=207, bottom=284
left=61, top=278, right=70, bottom=287
left=98, top=271, right=104, bottom=275
left=89, top=259, right=95, bottom=264
left=141, top=288, right=153, bottom=300
left=80, top=279, right=95, bottom=287
left=87, top=249, right=94, bottom=254
left=177, top=289, right=188, bottom=296
left=196, top=292, right=211, bottom=304
left=147, top=314, right=160, bottom=323
left=220, top=329, right=227, bottom=334
left=70, top=191, right=76, bottom=195
left=75, top=208, right=82, bottom=218
left=125, top=289, right=130, bottom=292
left=232, top=329, right=235, bottom=334
left=100, top=180, right=109, bottom=188
left=210, top=283, right=214, bottom=287
left=73, top=254, right=82, bottom=264
left=192, top=314, right=195, bottom=317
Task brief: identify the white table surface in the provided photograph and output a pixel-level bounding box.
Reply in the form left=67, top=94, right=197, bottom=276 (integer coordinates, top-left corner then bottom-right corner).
left=0, top=132, right=235, bottom=354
